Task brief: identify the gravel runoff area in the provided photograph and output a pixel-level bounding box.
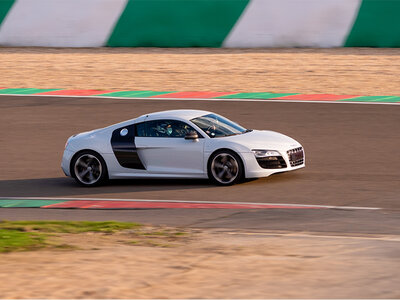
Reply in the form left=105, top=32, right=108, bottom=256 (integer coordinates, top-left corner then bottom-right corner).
left=0, top=228, right=399, bottom=299
left=0, top=47, right=399, bottom=95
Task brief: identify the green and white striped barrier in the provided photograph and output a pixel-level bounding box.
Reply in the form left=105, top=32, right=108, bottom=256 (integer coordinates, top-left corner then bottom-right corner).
left=0, top=0, right=399, bottom=47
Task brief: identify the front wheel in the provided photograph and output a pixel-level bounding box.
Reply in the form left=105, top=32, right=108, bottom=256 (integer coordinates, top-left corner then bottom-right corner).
left=71, top=151, right=108, bottom=187
left=208, top=150, right=244, bottom=186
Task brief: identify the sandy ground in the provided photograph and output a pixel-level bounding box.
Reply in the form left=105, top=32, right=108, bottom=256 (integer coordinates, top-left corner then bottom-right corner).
left=0, top=229, right=399, bottom=299
left=0, top=47, right=400, bottom=95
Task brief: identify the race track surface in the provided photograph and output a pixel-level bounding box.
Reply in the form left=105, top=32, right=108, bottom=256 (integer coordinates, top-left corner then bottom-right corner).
left=0, top=95, right=399, bottom=234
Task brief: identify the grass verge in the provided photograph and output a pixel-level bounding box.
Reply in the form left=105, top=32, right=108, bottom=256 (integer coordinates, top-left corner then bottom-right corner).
left=0, top=229, right=46, bottom=253
left=0, top=220, right=141, bottom=233
left=0, top=221, right=190, bottom=253
left=0, top=220, right=142, bottom=253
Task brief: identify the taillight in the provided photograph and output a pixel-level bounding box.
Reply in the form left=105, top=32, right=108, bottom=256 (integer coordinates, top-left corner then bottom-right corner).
left=65, top=135, right=75, bottom=149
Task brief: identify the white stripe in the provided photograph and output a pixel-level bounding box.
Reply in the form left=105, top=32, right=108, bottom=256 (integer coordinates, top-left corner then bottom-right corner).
left=224, top=0, right=361, bottom=47
left=0, top=197, right=381, bottom=210
left=1, top=93, right=399, bottom=106
left=0, top=0, right=127, bottom=47
left=226, top=232, right=400, bottom=242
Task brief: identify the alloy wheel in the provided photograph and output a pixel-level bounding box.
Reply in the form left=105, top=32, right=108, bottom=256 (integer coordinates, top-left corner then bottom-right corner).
left=211, top=153, right=239, bottom=184
left=74, top=154, right=102, bottom=185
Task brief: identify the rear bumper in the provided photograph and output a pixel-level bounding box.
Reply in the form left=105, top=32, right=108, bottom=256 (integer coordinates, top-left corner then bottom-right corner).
left=61, top=149, right=74, bottom=177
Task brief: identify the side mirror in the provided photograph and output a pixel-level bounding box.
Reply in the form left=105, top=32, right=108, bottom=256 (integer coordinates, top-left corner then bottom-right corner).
left=185, top=131, right=199, bottom=140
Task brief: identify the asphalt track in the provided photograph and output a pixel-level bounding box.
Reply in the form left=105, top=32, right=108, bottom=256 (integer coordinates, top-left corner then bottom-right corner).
left=0, top=95, right=399, bottom=235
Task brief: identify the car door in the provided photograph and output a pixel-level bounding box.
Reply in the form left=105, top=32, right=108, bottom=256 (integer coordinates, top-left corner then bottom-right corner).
left=135, top=119, right=205, bottom=176
left=108, top=123, right=147, bottom=177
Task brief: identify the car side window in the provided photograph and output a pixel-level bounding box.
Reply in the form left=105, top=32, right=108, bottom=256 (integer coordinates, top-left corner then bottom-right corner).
left=136, top=120, right=200, bottom=138
left=136, top=122, right=146, bottom=137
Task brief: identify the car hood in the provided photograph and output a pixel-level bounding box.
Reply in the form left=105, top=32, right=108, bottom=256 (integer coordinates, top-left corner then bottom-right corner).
left=222, top=130, right=301, bottom=151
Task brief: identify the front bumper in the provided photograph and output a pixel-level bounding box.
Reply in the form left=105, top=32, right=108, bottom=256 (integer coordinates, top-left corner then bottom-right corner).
left=243, top=147, right=305, bottom=178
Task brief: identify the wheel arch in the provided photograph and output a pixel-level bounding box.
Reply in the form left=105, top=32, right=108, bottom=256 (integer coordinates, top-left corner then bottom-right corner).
left=207, top=148, right=246, bottom=178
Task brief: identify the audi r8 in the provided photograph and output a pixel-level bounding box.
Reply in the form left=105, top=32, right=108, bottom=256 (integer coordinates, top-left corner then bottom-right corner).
left=62, top=110, right=305, bottom=186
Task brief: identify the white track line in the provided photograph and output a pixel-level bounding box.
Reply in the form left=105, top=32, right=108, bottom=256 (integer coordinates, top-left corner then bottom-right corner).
left=226, top=231, right=400, bottom=242
left=1, top=93, right=400, bottom=106
left=0, top=197, right=381, bottom=210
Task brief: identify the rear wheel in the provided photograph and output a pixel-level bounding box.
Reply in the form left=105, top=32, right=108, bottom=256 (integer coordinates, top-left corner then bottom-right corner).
left=208, top=150, right=244, bottom=186
left=71, top=151, right=108, bottom=186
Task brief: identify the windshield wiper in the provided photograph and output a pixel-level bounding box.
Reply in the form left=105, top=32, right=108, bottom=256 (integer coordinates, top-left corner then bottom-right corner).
left=222, top=129, right=252, bottom=137
left=222, top=132, right=241, bottom=137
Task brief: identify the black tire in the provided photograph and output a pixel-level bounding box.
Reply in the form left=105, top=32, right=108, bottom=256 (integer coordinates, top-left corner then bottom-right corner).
left=207, top=149, right=244, bottom=186
left=70, top=150, right=108, bottom=187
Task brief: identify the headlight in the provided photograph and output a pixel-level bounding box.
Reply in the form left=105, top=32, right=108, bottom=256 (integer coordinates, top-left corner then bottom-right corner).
left=252, top=149, right=281, bottom=158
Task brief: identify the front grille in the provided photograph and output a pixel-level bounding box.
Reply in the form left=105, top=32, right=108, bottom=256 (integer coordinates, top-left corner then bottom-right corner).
left=257, top=156, right=287, bottom=169
left=287, top=147, right=304, bottom=167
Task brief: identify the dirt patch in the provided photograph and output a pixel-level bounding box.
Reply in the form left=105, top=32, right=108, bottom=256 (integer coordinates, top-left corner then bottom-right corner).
left=0, top=47, right=399, bottom=95
left=0, top=229, right=399, bottom=299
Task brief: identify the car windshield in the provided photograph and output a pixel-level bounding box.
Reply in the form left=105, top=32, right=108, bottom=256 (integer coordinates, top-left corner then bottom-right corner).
left=190, top=114, right=248, bottom=138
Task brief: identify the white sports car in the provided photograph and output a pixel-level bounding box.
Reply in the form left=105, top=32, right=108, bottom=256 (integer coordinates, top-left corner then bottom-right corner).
left=62, top=110, right=305, bottom=186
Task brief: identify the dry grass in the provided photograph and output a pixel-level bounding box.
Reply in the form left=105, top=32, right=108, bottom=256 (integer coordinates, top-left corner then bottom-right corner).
left=0, top=220, right=189, bottom=253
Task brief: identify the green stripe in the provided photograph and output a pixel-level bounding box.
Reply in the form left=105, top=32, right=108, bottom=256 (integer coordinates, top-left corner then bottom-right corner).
left=0, top=200, right=65, bottom=208
left=345, top=0, right=400, bottom=47
left=373, top=96, right=400, bottom=103
left=217, top=92, right=298, bottom=99
left=26, top=88, right=61, bottom=94
left=251, top=93, right=298, bottom=99
left=341, top=96, right=400, bottom=103
left=0, top=88, right=36, bottom=94
left=217, top=93, right=266, bottom=99
left=0, top=88, right=60, bottom=94
left=107, top=0, right=249, bottom=47
left=98, top=91, right=175, bottom=97
left=0, top=0, right=14, bottom=26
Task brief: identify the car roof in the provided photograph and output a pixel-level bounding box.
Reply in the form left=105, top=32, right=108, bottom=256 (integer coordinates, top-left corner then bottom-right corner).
left=102, top=110, right=214, bottom=131
left=138, top=109, right=212, bottom=121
